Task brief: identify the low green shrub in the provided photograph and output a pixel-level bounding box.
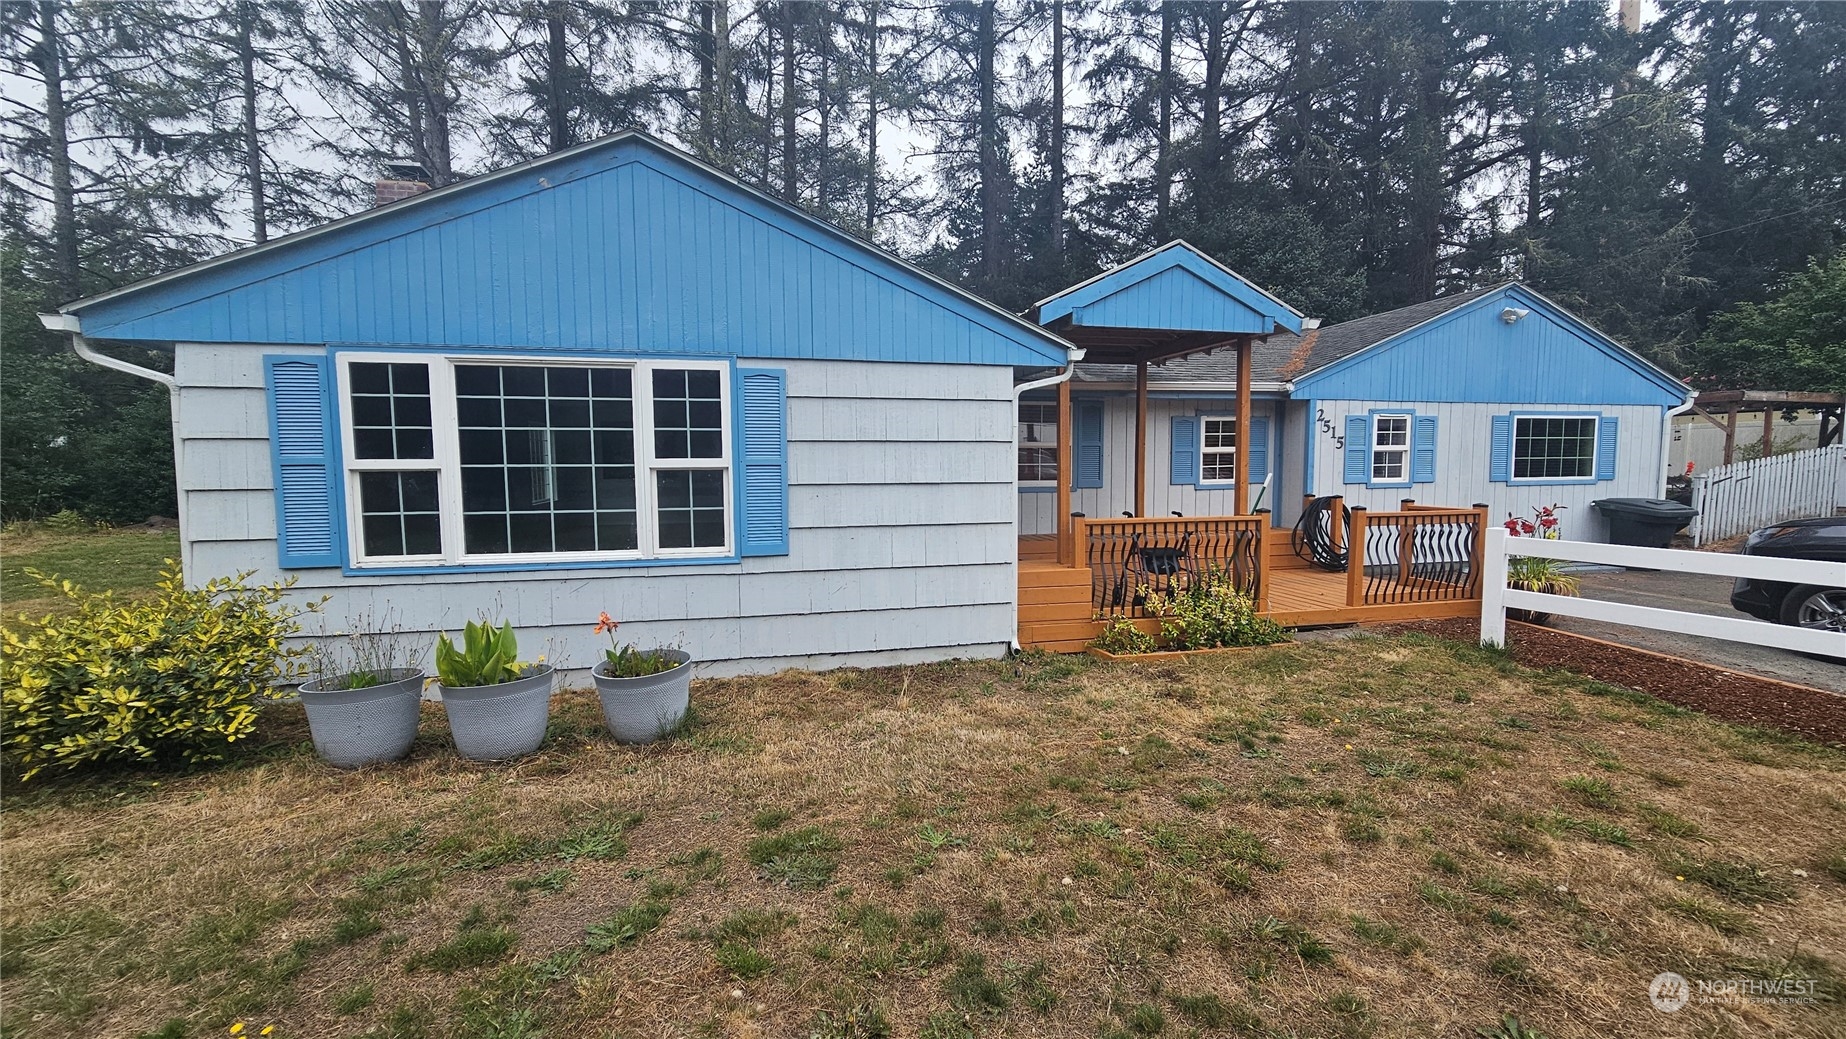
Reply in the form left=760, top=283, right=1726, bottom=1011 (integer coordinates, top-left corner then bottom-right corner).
left=1141, top=570, right=1290, bottom=651
left=1, top=567, right=308, bottom=781
left=1088, top=617, right=1157, bottom=655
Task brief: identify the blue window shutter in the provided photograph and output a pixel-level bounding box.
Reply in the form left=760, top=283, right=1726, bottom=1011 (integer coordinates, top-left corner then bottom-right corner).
left=1596, top=415, right=1619, bottom=481
left=265, top=355, right=342, bottom=568
left=737, top=368, right=789, bottom=556
left=1072, top=399, right=1104, bottom=489
left=1343, top=415, right=1370, bottom=484
left=1169, top=415, right=1198, bottom=485
left=1490, top=414, right=1514, bottom=482
left=1247, top=416, right=1270, bottom=484
left=1411, top=414, right=1438, bottom=484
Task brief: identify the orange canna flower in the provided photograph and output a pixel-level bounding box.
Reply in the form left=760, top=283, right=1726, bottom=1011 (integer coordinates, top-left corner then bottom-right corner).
left=593, top=611, right=618, bottom=635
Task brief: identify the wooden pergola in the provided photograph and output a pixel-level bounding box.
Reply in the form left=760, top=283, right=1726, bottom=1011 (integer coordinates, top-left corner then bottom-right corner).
left=1026, top=242, right=1305, bottom=565
left=1687, top=389, right=1846, bottom=466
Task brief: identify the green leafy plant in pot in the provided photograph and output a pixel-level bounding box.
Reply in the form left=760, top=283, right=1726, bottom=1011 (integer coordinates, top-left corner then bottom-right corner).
left=1504, top=504, right=1580, bottom=625
left=432, top=620, right=555, bottom=760
left=298, top=616, right=424, bottom=769
left=590, top=612, right=691, bottom=743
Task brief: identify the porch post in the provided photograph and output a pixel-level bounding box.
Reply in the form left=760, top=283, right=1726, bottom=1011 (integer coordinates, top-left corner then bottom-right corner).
left=1234, top=335, right=1253, bottom=515
left=1722, top=408, right=1737, bottom=465
left=1057, top=374, right=1074, bottom=566
left=1134, top=360, right=1149, bottom=516
left=1760, top=407, right=1774, bottom=458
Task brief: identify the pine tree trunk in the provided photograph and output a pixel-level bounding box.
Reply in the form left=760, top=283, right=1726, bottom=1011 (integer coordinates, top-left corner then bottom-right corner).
left=712, top=1, right=732, bottom=165
left=1523, top=62, right=1545, bottom=277
left=781, top=2, right=796, bottom=200
left=817, top=10, right=830, bottom=213
left=417, top=0, right=453, bottom=183
left=236, top=1, right=268, bottom=242
left=698, top=1, right=714, bottom=148
left=977, top=0, right=1001, bottom=287
left=1156, top=4, right=1173, bottom=231
left=1201, top=11, right=1225, bottom=172
left=546, top=0, right=569, bottom=152
left=35, top=0, right=79, bottom=299
left=863, top=0, right=878, bottom=234
left=1050, top=0, right=1064, bottom=265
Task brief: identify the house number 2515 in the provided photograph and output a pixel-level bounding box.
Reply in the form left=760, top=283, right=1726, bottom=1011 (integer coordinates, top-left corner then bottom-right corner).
left=1316, top=408, right=1345, bottom=450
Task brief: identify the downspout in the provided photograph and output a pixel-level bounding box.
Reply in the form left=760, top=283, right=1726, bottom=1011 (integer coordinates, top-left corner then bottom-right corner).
left=1011, top=348, right=1084, bottom=652
left=1660, top=393, right=1697, bottom=496
left=39, top=314, right=188, bottom=574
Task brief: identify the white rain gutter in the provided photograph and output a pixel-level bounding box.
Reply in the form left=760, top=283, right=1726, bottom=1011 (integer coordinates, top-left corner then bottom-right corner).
left=1010, top=348, right=1085, bottom=652
left=38, top=314, right=188, bottom=569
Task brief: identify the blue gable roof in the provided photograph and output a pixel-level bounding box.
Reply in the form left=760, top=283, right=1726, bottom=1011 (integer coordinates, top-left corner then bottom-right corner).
left=59, top=132, right=1072, bottom=368
left=1034, top=241, right=1303, bottom=336
left=1288, top=284, right=1688, bottom=407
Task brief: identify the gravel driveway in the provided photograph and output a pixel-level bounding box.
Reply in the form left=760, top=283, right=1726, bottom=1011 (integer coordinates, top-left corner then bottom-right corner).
left=1553, top=568, right=1845, bottom=692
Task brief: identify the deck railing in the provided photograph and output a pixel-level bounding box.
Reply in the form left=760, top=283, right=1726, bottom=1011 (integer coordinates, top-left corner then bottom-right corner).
left=1346, top=503, right=1488, bottom=607
left=1078, top=514, right=1267, bottom=618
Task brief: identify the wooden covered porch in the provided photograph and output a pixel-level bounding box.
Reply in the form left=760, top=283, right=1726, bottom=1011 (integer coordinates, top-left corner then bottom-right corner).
left=1017, top=242, right=1484, bottom=651
left=1019, top=500, right=1489, bottom=652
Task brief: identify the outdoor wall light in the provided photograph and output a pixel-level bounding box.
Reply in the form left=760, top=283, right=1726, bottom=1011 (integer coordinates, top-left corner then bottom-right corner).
left=1500, top=307, right=1531, bottom=324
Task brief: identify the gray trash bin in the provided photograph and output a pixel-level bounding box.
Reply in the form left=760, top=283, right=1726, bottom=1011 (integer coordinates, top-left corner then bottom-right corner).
left=1592, top=497, right=1699, bottom=548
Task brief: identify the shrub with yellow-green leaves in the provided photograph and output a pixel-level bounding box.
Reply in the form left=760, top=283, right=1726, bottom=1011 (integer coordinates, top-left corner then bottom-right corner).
left=1, top=567, right=310, bottom=782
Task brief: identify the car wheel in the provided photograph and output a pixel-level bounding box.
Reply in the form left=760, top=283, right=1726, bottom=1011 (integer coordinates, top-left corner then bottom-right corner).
left=1779, top=585, right=1846, bottom=662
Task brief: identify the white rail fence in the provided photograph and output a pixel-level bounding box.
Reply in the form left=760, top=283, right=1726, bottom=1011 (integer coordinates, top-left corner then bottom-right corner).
left=1480, top=530, right=1846, bottom=657
left=1687, top=444, right=1845, bottom=547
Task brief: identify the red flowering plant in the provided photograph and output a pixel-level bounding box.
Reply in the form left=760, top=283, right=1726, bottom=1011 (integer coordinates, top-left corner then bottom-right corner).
left=593, top=612, right=680, bottom=678
left=1502, top=503, right=1578, bottom=609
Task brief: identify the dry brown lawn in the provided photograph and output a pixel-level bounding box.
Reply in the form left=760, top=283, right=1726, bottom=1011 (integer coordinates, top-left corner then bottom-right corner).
left=3, top=634, right=1844, bottom=1039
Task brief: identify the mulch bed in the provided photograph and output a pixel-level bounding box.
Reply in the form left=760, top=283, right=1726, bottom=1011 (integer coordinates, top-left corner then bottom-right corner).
left=1383, top=617, right=1846, bottom=749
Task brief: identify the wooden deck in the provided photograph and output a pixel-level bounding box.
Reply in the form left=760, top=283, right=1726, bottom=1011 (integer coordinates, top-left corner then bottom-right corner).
left=1018, top=506, right=1485, bottom=651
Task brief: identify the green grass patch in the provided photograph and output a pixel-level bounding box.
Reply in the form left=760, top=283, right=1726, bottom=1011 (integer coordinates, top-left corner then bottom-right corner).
left=0, top=528, right=179, bottom=615
left=1668, top=855, right=1795, bottom=905
left=584, top=899, right=670, bottom=953
left=747, top=826, right=844, bottom=890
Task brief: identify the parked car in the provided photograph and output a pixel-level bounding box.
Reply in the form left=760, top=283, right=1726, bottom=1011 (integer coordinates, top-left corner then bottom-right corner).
left=1729, top=517, right=1846, bottom=648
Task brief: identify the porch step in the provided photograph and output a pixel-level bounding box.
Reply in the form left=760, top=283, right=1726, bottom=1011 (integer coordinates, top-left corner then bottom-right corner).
left=1018, top=618, right=1105, bottom=647
left=1021, top=581, right=1098, bottom=607
left=1019, top=564, right=1092, bottom=590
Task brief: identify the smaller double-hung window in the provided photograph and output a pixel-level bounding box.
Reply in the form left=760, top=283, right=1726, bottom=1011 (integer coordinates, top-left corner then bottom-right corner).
left=1198, top=416, right=1238, bottom=484
left=337, top=355, right=732, bottom=567
left=1017, top=402, right=1059, bottom=485
left=1370, top=413, right=1412, bottom=484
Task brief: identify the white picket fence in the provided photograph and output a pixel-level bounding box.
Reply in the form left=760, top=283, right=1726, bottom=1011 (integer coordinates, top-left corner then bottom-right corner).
left=1480, top=530, right=1846, bottom=657
left=1687, top=444, right=1846, bottom=547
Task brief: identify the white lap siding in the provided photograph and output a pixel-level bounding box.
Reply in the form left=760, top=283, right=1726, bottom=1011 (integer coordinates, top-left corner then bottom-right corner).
left=175, top=345, right=1018, bottom=677
left=1017, top=396, right=1281, bottom=534
left=1305, top=400, right=1669, bottom=543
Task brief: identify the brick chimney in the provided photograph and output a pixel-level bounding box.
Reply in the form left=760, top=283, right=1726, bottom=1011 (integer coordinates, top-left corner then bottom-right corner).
left=375, top=160, right=431, bottom=207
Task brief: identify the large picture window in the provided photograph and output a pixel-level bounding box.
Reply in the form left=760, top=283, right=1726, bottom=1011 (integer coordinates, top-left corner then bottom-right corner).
left=1512, top=415, right=1598, bottom=481
left=337, top=355, right=732, bottom=566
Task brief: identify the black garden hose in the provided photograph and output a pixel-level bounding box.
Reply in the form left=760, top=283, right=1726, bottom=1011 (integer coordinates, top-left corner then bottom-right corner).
left=1292, top=495, right=1352, bottom=572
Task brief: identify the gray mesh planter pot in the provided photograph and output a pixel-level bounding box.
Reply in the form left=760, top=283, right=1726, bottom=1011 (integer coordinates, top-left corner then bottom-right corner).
left=593, top=651, right=691, bottom=743
left=436, top=666, right=556, bottom=761
left=297, top=668, right=424, bottom=768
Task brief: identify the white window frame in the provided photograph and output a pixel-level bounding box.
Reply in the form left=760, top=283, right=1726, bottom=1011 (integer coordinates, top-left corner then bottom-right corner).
left=1370, top=413, right=1413, bottom=486
left=1198, top=414, right=1238, bottom=486
left=1509, top=413, right=1600, bottom=485
left=335, top=352, right=733, bottom=568
left=1017, top=401, right=1059, bottom=488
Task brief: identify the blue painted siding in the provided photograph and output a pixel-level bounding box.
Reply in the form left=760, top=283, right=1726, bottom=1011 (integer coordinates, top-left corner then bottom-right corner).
left=67, top=138, right=1069, bottom=368
left=1036, top=242, right=1302, bottom=335
left=1289, top=286, right=1687, bottom=407
left=1070, top=266, right=1276, bottom=334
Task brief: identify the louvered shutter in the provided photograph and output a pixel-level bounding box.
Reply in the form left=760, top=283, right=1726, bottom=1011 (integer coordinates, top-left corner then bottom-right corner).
left=736, top=368, right=789, bottom=556
left=265, top=355, right=343, bottom=568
